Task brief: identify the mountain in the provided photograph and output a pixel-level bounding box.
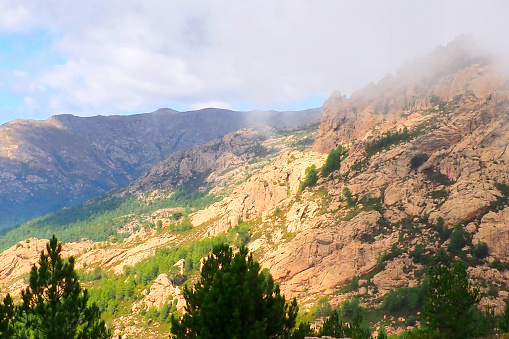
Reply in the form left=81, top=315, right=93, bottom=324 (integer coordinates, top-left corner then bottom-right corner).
left=0, top=107, right=320, bottom=229
left=1, top=36, right=509, bottom=337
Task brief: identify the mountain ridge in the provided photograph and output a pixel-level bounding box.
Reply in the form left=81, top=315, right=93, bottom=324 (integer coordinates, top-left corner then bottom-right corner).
left=0, top=107, right=320, bottom=229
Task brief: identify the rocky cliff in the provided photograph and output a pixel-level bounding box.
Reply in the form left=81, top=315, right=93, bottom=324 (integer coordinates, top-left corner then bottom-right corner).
left=0, top=107, right=320, bottom=229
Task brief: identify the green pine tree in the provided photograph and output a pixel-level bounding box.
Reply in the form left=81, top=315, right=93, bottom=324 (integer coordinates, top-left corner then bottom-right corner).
left=0, top=294, right=15, bottom=337
left=423, top=250, right=480, bottom=338
left=170, top=243, right=298, bottom=339
left=17, top=235, right=110, bottom=338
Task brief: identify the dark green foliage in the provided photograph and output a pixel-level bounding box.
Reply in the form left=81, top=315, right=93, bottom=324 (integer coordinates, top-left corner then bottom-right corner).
left=339, top=275, right=359, bottom=293
left=424, top=170, right=453, bottom=186
left=89, top=235, right=229, bottom=312
left=299, top=165, right=318, bottom=192
left=382, top=285, right=426, bottom=313
left=169, top=217, right=193, bottom=232
left=319, top=306, right=370, bottom=339
left=410, top=154, right=429, bottom=170
left=423, top=250, right=480, bottom=338
left=410, top=243, right=427, bottom=264
left=229, top=221, right=251, bottom=245
left=447, top=224, right=467, bottom=255
left=1, top=236, right=109, bottom=338
left=428, top=188, right=448, bottom=199
left=365, top=127, right=410, bottom=156
left=340, top=297, right=362, bottom=319
left=321, top=145, right=347, bottom=177
left=500, top=298, right=509, bottom=333
left=400, top=328, right=442, bottom=339
left=343, top=187, right=353, bottom=205
left=472, top=305, right=497, bottom=338
left=314, top=297, right=332, bottom=318
left=486, top=183, right=509, bottom=214
left=170, top=244, right=298, bottom=339
left=379, top=243, right=403, bottom=267
left=434, top=217, right=452, bottom=243
left=290, top=322, right=315, bottom=339
left=472, top=241, right=489, bottom=259
left=376, top=326, right=388, bottom=339
left=490, top=258, right=503, bottom=271
left=0, top=294, right=15, bottom=337
left=320, top=310, right=346, bottom=338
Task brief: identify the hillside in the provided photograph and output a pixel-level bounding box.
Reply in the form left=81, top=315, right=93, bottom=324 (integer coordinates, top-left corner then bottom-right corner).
left=1, top=36, right=509, bottom=337
left=0, top=107, right=320, bottom=229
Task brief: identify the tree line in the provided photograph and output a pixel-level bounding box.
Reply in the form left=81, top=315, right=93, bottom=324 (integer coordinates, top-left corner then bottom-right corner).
left=2, top=237, right=509, bottom=338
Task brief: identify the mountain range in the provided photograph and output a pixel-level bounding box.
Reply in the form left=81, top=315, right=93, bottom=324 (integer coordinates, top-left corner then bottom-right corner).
left=0, top=107, right=320, bottom=229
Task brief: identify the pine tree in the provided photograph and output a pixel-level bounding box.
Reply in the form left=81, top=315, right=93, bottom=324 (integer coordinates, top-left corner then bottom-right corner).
left=423, top=250, right=480, bottom=338
left=500, top=298, right=509, bottom=333
left=0, top=294, right=15, bottom=337
left=17, top=235, right=110, bottom=338
left=170, top=243, right=298, bottom=339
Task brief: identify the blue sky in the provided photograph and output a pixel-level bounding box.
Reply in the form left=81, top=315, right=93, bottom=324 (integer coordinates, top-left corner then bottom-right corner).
left=0, top=1, right=508, bottom=125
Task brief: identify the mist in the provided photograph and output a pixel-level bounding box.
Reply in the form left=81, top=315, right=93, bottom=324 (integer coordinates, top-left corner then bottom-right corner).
left=0, top=1, right=508, bottom=124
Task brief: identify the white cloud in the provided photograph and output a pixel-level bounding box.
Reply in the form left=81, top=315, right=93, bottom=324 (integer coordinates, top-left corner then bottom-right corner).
left=1, top=0, right=509, bottom=122
left=189, top=101, right=232, bottom=111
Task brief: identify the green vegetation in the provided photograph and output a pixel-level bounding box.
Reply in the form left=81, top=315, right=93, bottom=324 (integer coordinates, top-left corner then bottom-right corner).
left=318, top=298, right=371, bottom=339
left=0, top=236, right=109, bottom=338
left=382, top=285, right=426, bottom=314
left=0, top=190, right=219, bottom=251
left=170, top=244, right=298, bottom=338
left=472, top=241, right=489, bottom=259
left=321, top=145, right=348, bottom=177
left=428, top=188, right=448, bottom=199
left=447, top=224, right=467, bottom=256
left=343, top=187, right=354, bottom=205
left=423, top=250, right=480, bottom=338
left=88, top=235, right=232, bottom=314
left=410, top=153, right=429, bottom=170
left=424, top=169, right=453, bottom=186
left=488, top=183, right=509, bottom=213
left=365, top=127, right=410, bottom=156
left=299, top=165, right=318, bottom=192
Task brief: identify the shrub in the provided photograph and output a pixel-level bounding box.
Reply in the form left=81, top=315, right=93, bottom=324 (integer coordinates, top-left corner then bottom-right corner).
left=424, top=169, right=453, bottom=185
left=472, top=242, right=489, bottom=259
left=365, top=127, right=410, bottom=156
left=299, top=165, right=318, bottom=192
left=447, top=224, right=467, bottom=255
left=321, top=145, right=346, bottom=177
left=410, top=243, right=426, bottom=264
left=410, top=154, right=429, bottom=170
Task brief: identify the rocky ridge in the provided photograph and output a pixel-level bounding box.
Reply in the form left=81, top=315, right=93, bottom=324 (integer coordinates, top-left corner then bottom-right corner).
left=0, top=107, right=320, bottom=228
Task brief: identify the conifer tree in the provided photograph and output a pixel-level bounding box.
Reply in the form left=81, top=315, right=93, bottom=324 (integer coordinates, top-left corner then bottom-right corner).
left=423, top=250, right=480, bottom=338
left=12, top=235, right=110, bottom=338
left=170, top=243, right=298, bottom=339
left=0, top=294, right=15, bottom=337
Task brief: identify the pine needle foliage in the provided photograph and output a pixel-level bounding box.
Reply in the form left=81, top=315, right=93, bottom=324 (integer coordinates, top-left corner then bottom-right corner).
left=170, top=244, right=298, bottom=339
left=0, top=235, right=110, bottom=338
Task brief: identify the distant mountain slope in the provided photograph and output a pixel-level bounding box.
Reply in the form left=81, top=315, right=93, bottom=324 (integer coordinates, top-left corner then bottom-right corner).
left=0, top=107, right=320, bottom=229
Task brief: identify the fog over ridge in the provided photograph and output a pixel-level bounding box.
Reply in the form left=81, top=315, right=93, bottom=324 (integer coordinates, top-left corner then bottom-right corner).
left=0, top=1, right=508, bottom=124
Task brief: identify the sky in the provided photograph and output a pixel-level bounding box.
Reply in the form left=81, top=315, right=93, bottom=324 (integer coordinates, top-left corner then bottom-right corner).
left=0, top=1, right=508, bottom=125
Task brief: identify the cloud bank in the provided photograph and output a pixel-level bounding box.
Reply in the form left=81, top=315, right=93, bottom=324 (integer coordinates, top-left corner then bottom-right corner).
left=0, top=1, right=508, bottom=124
